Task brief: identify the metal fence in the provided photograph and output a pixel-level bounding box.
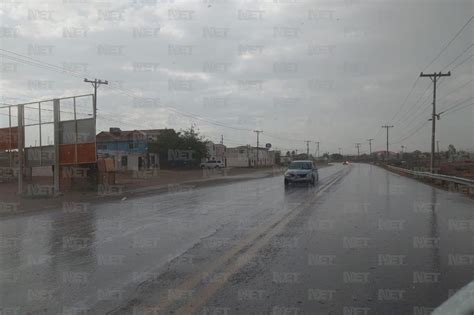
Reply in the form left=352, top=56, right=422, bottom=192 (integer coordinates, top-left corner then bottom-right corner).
left=387, top=165, right=474, bottom=190
left=0, top=94, right=96, bottom=195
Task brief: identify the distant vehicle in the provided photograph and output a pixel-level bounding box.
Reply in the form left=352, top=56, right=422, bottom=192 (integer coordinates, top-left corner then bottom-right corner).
left=284, top=160, right=319, bottom=186
left=343, top=161, right=349, bottom=165
left=200, top=160, right=225, bottom=168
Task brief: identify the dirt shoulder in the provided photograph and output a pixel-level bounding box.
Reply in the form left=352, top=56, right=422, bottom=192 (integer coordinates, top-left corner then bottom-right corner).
left=0, top=166, right=286, bottom=218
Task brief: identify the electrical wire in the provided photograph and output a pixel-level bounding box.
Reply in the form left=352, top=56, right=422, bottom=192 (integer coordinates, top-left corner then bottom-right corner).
left=385, top=16, right=473, bottom=134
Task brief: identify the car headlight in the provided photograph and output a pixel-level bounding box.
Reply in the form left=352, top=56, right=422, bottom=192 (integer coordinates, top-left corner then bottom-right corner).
left=306, top=172, right=312, bottom=177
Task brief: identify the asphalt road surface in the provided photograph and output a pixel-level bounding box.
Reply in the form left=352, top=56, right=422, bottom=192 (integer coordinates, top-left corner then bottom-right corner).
left=1, top=164, right=473, bottom=314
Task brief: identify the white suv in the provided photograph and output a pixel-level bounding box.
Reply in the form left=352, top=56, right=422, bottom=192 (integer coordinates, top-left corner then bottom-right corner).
left=200, top=160, right=225, bottom=168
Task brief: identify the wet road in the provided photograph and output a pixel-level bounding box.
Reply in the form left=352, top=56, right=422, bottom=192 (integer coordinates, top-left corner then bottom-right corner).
left=1, top=164, right=473, bottom=314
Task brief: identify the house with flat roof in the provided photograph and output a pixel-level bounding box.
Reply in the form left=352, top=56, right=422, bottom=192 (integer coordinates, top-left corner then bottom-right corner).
left=96, top=128, right=159, bottom=171
left=226, top=146, right=275, bottom=167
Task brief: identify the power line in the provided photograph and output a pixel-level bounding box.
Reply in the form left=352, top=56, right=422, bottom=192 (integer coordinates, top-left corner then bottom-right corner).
left=392, top=51, right=472, bottom=141
left=437, top=78, right=474, bottom=104
left=444, top=102, right=474, bottom=115
left=450, top=53, right=473, bottom=72
left=393, top=45, right=473, bottom=130
left=440, top=43, right=474, bottom=71
left=391, top=121, right=429, bottom=145
left=388, top=77, right=421, bottom=125
left=0, top=48, right=315, bottom=145
left=392, top=53, right=472, bottom=130
left=0, top=48, right=256, bottom=133
left=422, top=16, right=473, bottom=72
left=0, top=53, right=83, bottom=78
left=386, top=16, right=473, bottom=128
left=393, top=82, right=432, bottom=127
left=397, top=77, right=473, bottom=132
left=439, top=97, right=474, bottom=115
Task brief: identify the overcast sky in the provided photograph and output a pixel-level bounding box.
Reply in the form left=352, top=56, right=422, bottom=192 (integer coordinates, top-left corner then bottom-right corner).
left=0, top=0, right=472, bottom=155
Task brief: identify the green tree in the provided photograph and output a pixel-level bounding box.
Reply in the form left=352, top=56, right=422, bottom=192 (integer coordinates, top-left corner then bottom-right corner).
left=330, top=153, right=343, bottom=161
left=448, top=144, right=456, bottom=161
left=180, top=126, right=208, bottom=162
left=148, top=126, right=208, bottom=168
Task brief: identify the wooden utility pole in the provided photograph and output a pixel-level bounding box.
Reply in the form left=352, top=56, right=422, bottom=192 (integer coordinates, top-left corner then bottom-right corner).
left=84, top=78, right=108, bottom=118
left=367, top=139, right=374, bottom=155
left=254, top=130, right=263, bottom=167
left=436, top=140, right=440, bottom=167
left=420, top=71, right=451, bottom=172
left=305, top=140, right=311, bottom=158
left=315, top=141, right=320, bottom=158
left=381, top=125, right=393, bottom=161
left=355, top=143, right=361, bottom=158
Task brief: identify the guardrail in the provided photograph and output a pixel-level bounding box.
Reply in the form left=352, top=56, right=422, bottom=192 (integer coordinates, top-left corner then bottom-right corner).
left=386, top=165, right=474, bottom=194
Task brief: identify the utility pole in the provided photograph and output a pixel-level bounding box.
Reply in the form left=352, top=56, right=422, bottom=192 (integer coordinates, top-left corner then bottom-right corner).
left=220, top=134, right=224, bottom=145
left=84, top=78, right=108, bottom=118
left=436, top=140, right=440, bottom=167
left=420, top=71, right=451, bottom=172
left=305, top=140, right=311, bottom=158
left=254, top=130, right=263, bottom=167
left=367, top=139, right=373, bottom=155
left=315, top=141, right=320, bottom=158
left=381, top=125, right=394, bottom=161
left=355, top=143, right=361, bottom=159
left=338, top=147, right=342, bottom=155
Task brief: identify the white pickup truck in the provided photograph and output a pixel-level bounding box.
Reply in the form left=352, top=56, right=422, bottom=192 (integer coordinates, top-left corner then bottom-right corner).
left=200, top=160, right=225, bottom=168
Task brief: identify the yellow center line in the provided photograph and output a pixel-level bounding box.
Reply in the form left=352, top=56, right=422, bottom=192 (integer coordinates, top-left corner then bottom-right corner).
left=158, top=168, right=350, bottom=314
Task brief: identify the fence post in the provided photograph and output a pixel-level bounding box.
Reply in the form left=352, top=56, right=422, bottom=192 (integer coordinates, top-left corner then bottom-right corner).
left=54, top=99, right=60, bottom=195
left=17, top=104, right=24, bottom=195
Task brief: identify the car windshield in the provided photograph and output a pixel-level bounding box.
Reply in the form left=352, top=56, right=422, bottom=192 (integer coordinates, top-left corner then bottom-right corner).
left=288, top=162, right=312, bottom=170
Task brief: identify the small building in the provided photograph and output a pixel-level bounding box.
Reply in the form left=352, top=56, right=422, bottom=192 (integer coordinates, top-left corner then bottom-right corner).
left=96, top=128, right=159, bottom=171
left=205, top=141, right=227, bottom=164
left=226, top=146, right=275, bottom=167
left=373, top=150, right=398, bottom=160
left=140, top=129, right=168, bottom=142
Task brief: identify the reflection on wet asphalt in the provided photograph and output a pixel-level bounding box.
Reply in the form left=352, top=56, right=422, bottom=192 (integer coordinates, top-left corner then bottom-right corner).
left=1, top=164, right=472, bottom=314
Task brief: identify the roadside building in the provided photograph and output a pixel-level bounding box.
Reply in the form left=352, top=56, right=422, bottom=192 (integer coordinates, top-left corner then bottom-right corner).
left=140, top=129, right=168, bottom=142
left=226, top=146, right=275, bottom=167
left=280, top=155, right=292, bottom=165
left=205, top=141, right=227, bottom=164
left=373, top=150, right=398, bottom=160
left=96, top=128, right=159, bottom=171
